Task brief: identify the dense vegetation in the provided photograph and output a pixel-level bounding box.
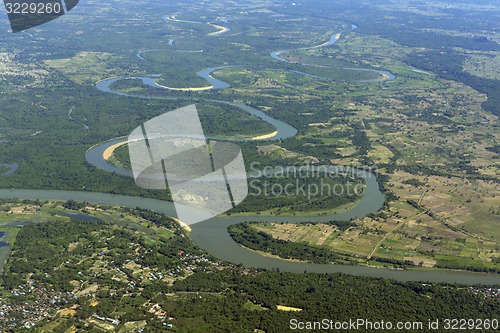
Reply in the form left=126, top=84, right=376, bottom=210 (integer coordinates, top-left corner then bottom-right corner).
left=405, top=50, right=500, bottom=117
left=164, top=270, right=500, bottom=333
left=0, top=203, right=221, bottom=331
left=1, top=212, right=203, bottom=292
left=230, top=173, right=363, bottom=214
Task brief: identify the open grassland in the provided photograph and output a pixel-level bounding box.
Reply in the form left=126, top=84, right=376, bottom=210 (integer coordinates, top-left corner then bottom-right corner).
left=464, top=53, right=500, bottom=80
left=44, top=52, right=127, bottom=85
left=254, top=223, right=343, bottom=249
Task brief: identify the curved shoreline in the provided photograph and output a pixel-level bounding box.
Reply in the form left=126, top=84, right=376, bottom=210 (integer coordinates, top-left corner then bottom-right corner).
left=131, top=30, right=395, bottom=96
left=271, top=32, right=396, bottom=82
left=102, top=141, right=128, bottom=161
left=164, top=15, right=202, bottom=24
left=99, top=129, right=282, bottom=165
left=164, top=15, right=230, bottom=36
left=250, top=130, right=279, bottom=141
left=82, top=141, right=500, bottom=284
left=208, top=23, right=231, bottom=36
left=102, top=66, right=231, bottom=92
left=133, top=30, right=394, bottom=92
left=0, top=188, right=498, bottom=284
left=83, top=23, right=497, bottom=283
left=271, top=32, right=342, bottom=62
left=95, top=78, right=297, bottom=142
left=153, top=83, right=214, bottom=91
left=0, top=163, right=19, bottom=177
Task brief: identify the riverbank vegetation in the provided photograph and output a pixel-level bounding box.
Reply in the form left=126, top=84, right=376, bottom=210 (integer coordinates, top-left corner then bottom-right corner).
left=228, top=222, right=359, bottom=265
left=0, top=201, right=498, bottom=331
left=0, top=2, right=498, bottom=329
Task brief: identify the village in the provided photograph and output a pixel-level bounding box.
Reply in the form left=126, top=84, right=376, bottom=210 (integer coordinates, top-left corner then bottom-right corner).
left=0, top=200, right=223, bottom=331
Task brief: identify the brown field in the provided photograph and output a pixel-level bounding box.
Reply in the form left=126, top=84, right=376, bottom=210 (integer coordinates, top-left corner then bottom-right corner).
left=76, top=284, right=99, bottom=297
left=57, top=308, right=76, bottom=317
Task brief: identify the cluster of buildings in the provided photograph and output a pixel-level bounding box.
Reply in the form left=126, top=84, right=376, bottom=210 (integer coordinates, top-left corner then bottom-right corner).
left=0, top=228, right=223, bottom=330
left=0, top=281, right=76, bottom=330
left=134, top=252, right=220, bottom=283
left=175, top=252, right=219, bottom=274
left=470, top=287, right=500, bottom=300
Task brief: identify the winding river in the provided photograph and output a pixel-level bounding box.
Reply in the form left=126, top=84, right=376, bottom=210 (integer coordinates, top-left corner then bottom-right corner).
left=271, top=31, right=396, bottom=82
left=87, top=23, right=497, bottom=284
left=95, top=76, right=297, bottom=141
left=131, top=21, right=395, bottom=92
left=2, top=20, right=499, bottom=285
left=1, top=185, right=499, bottom=284
left=81, top=112, right=500, bottom=284
left=164, top=15, right=231, bottom=37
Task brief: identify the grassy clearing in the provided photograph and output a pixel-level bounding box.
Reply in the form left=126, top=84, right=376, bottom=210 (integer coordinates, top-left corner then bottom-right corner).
left=45, top=52, right=121, bottom=84
left=243, top=300, right=269, bottom=311
left=463, top=54, right=500, bottom=80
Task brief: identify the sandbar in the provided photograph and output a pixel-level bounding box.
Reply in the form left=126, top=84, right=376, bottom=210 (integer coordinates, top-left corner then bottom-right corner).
left=103, top=141, right=128, bottom=161
left=251, top=131, right=278, bottom=140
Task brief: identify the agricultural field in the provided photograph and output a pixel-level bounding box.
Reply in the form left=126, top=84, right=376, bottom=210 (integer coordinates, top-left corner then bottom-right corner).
left=44, top=52, right=127, bottom=85
left=232, top=26, right=499, bottom=269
